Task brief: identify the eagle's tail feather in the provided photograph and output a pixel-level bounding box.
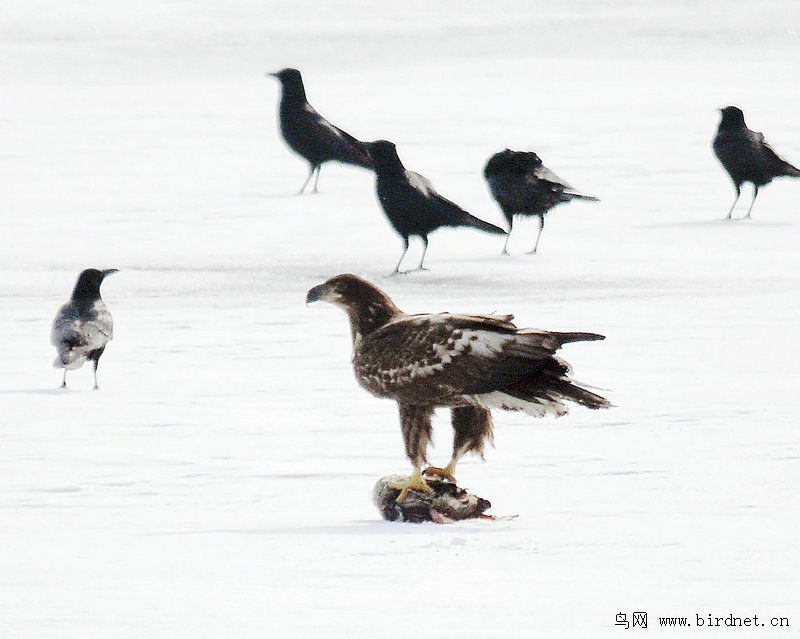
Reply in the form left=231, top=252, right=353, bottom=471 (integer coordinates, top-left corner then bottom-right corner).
left=538, top=377, right=611, bottom=410
left=473, top=391, right=569, bottom=418
left=498, top=356, right=611, bottom=412
left=548, top=331, right=605, bottom=344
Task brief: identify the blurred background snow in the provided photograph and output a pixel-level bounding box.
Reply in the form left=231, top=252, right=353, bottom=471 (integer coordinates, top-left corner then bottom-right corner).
left=1, top=1, right=798, bottom=637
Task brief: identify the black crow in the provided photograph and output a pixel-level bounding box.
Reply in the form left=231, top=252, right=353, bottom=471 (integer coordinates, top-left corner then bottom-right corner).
left=51, top=268, right=117, bottom=390
left=366, top=140, right=505, bottom=274
left=484, top=149, right=599, bottom=255
left=713, top=106, right=800, bottom=219
left=267, top=68, right=373, bottom=194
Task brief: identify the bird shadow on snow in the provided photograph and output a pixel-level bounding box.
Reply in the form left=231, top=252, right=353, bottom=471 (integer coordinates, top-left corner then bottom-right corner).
left=246, top=191, right=308, bottom=200
left=0, top=388, right=74, bottom=396
left=642, top=218, right=792, bottom=230
left=142, top=519, right=501, bottom=538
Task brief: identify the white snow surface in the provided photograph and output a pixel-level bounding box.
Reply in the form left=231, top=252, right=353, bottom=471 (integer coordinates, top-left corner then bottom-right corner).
left=2, top=1, right=799, bottom=636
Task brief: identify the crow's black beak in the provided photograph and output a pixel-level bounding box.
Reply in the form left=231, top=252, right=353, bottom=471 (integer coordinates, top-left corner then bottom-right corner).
left=102, top=269, right=119, bottom=278
left=306, top=284, right=325, bottom=304
left=266, top=71, right=278, bottom=78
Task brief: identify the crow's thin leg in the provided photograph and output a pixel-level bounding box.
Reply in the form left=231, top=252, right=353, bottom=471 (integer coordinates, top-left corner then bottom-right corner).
left=527, top=215, right=545, bottom=254
left=501, top=221, right=513, bottom=255
left=60, top=369, right=67, bottom=389
left=413, top=236, right=430, bottom=272
left=298, top=164, right=316, bottom=194
left=311, top=166, right=322, bottom=194
left=744, top=185, right=759, bottom=219
left=725, top=186, right=741, bottom=219
left=93, top=358, right=100, bottom=391
left=391, top=237, right=410, bottom=275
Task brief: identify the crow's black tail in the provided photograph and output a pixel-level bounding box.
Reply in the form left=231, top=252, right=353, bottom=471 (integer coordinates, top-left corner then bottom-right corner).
left=780, top=161, right=800, bottom=178
left=342, top=141, right=374, bottom=170
left=459, top=213, right=507, bottom=235
left=350, top=142, right=374, bottom=169
left=565, top=192, right=600, bottom=202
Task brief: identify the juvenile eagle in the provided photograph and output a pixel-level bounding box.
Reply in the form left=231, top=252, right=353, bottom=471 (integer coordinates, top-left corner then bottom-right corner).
left=51, top=268, right=117, bottom=389
left=307, top=273, right=610, bottom=501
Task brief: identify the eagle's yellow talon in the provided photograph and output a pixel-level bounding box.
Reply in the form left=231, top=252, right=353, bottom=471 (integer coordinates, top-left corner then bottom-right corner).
left=423, top=464, right=457, bottom=483
left=389, top=468, right=432, bottom=503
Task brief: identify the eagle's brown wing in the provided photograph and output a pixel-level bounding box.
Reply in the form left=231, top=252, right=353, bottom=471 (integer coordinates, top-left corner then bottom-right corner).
left=353, top=312, right=596, bottom=406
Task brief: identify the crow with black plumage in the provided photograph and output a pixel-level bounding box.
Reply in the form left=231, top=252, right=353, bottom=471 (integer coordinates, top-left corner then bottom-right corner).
left=484, top=149, right=599, bottom=255
left=366, top=140, right=505, bottom=274
left=51, top=268, right=117, bottom=390
left=267, top=67, right=373, bottom=194
left=712, top=106, right=800, bottom=219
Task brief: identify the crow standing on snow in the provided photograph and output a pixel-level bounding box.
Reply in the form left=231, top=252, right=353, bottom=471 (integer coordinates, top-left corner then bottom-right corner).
left=267, top=68, right=373, bottom=194
left=51, top=268, right=117, bottom=390
left=484, top=149, right=599, bottom=255
left=713, top=106, right=800, bottom=219
left=366, top=140, right=506, bottom=274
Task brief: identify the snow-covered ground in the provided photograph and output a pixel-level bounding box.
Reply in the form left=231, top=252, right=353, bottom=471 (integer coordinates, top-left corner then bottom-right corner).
left=1, top=1, right=798, bottom=636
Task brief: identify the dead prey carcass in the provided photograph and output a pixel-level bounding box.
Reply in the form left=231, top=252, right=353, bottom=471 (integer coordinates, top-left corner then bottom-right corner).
left=373, top=473, right=493, bottom=523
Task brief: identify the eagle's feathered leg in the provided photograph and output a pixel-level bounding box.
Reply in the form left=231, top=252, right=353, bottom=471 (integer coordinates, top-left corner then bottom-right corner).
left=426, top=406, right=494, bottom=482
left=390, top=403, right=435, bottom=503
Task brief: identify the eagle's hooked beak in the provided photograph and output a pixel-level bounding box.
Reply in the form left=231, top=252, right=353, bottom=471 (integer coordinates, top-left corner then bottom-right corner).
left=306, top=283, right=326, bottom=305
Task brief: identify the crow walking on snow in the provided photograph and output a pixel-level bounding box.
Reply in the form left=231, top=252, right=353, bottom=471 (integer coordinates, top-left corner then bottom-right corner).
left=366, top=140, right=505, bottom=274
left=267, top=68, right=373, bottom=194
left=484, top=149, right=599, bottom=255
left=712, top=106, right=800, bottom=219
left=51, top=268, right=117, bottom=390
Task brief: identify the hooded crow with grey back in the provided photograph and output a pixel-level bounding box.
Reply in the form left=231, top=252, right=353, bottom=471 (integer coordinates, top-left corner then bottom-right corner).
left=51, top=268, right=117, bottom=389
